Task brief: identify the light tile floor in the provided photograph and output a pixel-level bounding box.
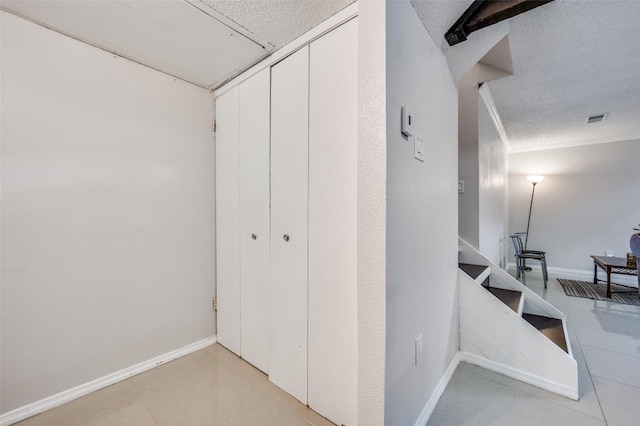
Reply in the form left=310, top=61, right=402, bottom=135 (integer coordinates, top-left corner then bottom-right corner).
left=14, top=272, right=640, bottom=425
left=428, top=271, right=640, bottom=426
left=15, top=344, right=335, bottom=426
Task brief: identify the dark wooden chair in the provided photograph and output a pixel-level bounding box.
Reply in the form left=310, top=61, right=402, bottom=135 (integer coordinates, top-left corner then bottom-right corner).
left=510, top=233, right=548, bottom=288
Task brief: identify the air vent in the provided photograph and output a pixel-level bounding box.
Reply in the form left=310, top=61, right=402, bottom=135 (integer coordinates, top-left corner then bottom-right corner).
left=586, top=113, right=608, bottom=124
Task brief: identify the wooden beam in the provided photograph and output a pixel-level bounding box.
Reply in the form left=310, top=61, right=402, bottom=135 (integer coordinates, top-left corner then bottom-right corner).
left=445, top=0, right=554, bottom=46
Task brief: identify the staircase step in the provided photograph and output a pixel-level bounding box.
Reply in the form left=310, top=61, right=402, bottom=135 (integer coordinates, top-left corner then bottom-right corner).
left=459, top=263, right=487, bottom=279
left=486, top=287, right=522, bottom=313
left=522, top=313, right=568, bottom=353
left=459, top=263, right=490, bottom=287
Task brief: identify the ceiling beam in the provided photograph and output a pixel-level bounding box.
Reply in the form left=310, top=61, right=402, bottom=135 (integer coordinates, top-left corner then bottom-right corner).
left=445, top=0, right=554, bottom=46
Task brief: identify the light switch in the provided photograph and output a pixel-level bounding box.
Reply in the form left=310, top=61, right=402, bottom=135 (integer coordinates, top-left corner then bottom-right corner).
left=414, top=134, right=425, bottom=162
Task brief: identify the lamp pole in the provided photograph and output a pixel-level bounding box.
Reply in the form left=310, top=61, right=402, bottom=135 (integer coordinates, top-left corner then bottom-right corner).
left=525, top=182, right=537, bottom=250
left=525, top=175, right=544, bottom=250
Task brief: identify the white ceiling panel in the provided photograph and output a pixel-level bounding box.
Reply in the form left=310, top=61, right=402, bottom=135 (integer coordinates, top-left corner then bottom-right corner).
left=1, top=0, right=270, bottom=89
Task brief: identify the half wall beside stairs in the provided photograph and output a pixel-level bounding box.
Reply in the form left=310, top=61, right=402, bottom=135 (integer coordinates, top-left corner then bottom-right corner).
left=458, top=238, right=579, bottom=400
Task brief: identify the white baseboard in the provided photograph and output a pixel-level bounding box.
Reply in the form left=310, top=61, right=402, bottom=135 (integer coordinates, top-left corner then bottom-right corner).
left=414, top=352, right=461, bottom=426
left=459, top=351, right=579, bottom=401
left=0, top=336, right=217, bottom=426
left=507, top=263, right=638, bottom=287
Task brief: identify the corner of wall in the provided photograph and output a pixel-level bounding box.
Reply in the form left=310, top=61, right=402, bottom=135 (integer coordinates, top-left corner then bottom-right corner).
left=357, top=1, right=387, bottom=425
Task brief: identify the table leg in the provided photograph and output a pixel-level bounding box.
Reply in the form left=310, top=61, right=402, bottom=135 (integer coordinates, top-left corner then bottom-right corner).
left=606, top=267, right=612, bottom=298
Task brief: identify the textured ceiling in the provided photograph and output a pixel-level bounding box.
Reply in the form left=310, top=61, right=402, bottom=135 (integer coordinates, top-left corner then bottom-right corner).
left=203, top=0, right=355, bottom=49
left=4, top=0, right=637, bottom=152
left=486, top=0, right=640, bottom=152
left=411, top=0, right=474, bottom=49
left=412, top=0, right=640, bottom=152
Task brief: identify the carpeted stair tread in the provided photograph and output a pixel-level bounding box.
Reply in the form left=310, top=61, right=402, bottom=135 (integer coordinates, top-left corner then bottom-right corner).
left=522, top=313, right=568, bottom=353
left=459, top=263, right=489, bottom=280
left=486, top=287, right=521, bottom=313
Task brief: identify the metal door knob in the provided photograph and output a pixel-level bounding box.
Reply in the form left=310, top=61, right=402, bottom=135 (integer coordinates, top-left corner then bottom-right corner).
left=283, top=234, right=290, bottom=242
left=251, top=234, right=257, bottom=240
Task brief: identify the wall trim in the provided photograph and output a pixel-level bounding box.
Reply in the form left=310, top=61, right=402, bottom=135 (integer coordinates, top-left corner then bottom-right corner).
left=459, top=351, right=579, bottom=400
left=507, top=263, right=638, bottom=287
left=478, top=83, right=511, bottom=152
left=509, top=134, right=640, bottom=154
left=413, top=352, right=461, bottom=426
left=0, top=336, right=217, bottom=426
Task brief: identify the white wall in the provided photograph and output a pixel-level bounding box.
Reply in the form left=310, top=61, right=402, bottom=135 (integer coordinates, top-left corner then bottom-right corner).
left=357, top=1, right=387, bottom=425
left=458, top=67, right=480, bottom=247
left=478, top=96, right=508, bottom=267
left=1, top=11, right=215, bottom=414
left=509, top=139, right=640, bottom=272
left=458, top=70, right=509, bottom=267
left=385, top=2, right=459, bottom=424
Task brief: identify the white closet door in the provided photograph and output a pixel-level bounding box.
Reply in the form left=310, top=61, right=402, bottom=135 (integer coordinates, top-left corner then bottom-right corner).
left=239, top=68, right=271, bottom=373
left=215, top=86, right=241, bottom=355
left=269, top=46, right=309, bottom=404
left=308, top=18, right=358, bottom=425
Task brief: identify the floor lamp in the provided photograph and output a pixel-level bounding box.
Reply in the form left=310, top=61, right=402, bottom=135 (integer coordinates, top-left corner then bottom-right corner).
left=525, top=175, right=544, bottom=250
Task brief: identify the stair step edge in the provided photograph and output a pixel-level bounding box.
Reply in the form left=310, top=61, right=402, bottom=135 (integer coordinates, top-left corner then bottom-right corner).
left=517, top=292, right=525, bottom=316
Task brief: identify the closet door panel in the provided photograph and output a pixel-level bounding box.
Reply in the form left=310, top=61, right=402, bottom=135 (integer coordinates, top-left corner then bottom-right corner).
left=269, top=46, right=309, bottom=404
left=308, top=18, right=358, bottom=425
left=239, top=68, right=271, bottom=373
left=215, top=87, right=241, bottom=355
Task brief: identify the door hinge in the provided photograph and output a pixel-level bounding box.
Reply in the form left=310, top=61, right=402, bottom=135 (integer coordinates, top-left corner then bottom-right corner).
left=212, top=297, right=217, bottom=311
left=213, top=120, right=216, bottom=132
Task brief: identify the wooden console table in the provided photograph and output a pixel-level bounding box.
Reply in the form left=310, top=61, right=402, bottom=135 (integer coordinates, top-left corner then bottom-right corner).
left=591, top=255, right=638, bottom=298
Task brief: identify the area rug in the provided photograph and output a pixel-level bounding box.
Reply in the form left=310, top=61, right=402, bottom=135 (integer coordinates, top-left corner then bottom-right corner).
left=557, top=278, right=640, bottom=306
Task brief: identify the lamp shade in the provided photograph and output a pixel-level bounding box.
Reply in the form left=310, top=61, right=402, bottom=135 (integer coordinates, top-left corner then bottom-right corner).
left=527, top=175, right=545, bottom=184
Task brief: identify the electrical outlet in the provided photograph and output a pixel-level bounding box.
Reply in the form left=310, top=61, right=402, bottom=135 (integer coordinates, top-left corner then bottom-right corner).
left=415, top=335, right=423, bottom=366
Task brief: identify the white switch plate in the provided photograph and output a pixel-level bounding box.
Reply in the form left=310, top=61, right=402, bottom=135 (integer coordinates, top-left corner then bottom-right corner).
left=415, top=334, right=423, bottom=366
left=414, top=134, right=425, bottom=162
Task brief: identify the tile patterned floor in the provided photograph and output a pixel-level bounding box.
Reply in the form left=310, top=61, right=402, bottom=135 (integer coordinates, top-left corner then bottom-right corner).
left=15, top=344, right=335, bottom=426
left=428, top=272, right=640, bottom=426
left=14, top=271, right=640, bottom=425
